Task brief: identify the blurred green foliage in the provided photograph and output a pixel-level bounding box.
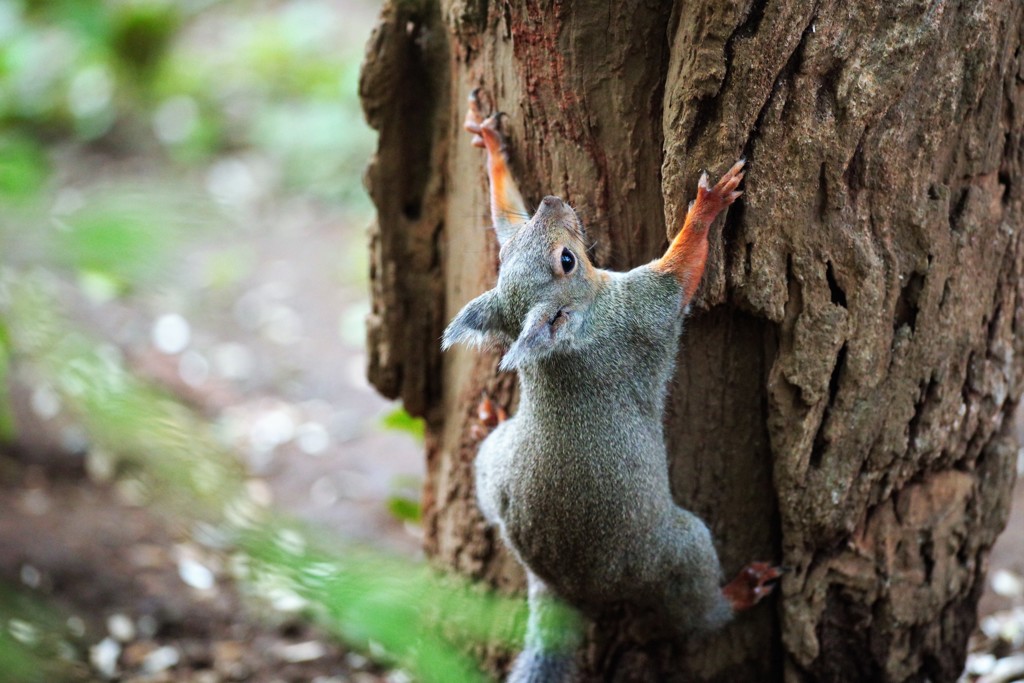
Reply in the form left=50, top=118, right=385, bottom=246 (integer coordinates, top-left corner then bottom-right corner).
left=0, top=584, right=88, bottom=682
left=0, top=0, right=375, bottom=204
left=56, top=189, right=211, bottom=288
left=382, top=406, right=427, bottom=441
left=0, top=320, right=13, bottom=441
left=387, top=474, right=424, bottom=523
left=0, top=0, right=381, bottom=429
left=387, top=494, right=423, bottom=523
left=0, top=134, right=49, bottom=201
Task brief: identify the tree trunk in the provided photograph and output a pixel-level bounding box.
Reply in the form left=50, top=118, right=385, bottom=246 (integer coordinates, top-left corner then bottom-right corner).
left=359, top=1, right=1024, bottom=680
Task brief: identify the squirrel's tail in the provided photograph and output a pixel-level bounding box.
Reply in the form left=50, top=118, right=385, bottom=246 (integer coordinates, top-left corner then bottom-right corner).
left=509, top=573, right=582, bottom=683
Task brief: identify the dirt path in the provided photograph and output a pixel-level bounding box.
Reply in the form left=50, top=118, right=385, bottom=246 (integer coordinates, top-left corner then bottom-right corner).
left=0, top=459, right=401, bottom=682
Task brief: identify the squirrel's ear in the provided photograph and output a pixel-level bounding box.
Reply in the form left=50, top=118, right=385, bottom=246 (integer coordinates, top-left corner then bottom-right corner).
left=499, top=303, right=559, bottom=371
left=442, top=289, right=509, bottom=350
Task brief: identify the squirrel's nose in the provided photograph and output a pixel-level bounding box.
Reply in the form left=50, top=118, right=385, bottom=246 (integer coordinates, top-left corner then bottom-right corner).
left=540, top=196, right=563, bottom=208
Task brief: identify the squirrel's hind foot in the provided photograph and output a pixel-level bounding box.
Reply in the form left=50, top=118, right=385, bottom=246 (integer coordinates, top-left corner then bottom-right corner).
left=721, top=561, right=782, bottom=613
left=470, top=393, right=507, bottom=441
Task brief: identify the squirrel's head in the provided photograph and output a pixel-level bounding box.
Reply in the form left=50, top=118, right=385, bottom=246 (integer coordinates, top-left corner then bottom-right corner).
left=442, top=195, right=601, bottom=370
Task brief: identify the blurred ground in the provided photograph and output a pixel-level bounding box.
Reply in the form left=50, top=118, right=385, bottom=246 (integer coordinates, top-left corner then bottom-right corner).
left=2, top=99, right=426, bottom=683
left=0, top=0, right=426, bottom=679
left=79, top=151, right=425, bottom=556
left=0, top=465, right=389, bottom=682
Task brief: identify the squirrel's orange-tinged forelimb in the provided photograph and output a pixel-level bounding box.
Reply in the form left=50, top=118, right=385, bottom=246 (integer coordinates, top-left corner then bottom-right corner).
left=653, top=160, right=745, bottom=305
left=464, top=89, right=528, bottom=239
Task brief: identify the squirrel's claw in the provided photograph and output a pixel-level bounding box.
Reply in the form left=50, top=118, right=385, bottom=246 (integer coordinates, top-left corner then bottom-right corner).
left=722, top=561, right=783, bottom=613
left=464, top=114, right=485, bottom=147
left=479, top=113, right=509, bottom=156
left=466, top=87, right=486, bottom=121
left=712, top=158, right=746, bottom=198
left=691, top=158, right=745, bottom=214
left=655, top=157, right=746, bottom=299
left=464, top=88, right=489, bottom=147
left=480, top=113, right=500, bottom=134
left=465, top=90, right=507, bottom=151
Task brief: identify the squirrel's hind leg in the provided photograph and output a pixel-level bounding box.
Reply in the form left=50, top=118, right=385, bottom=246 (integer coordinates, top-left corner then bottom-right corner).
left=659, top=507, right=781, bottom=634
left=657, top=508, right=735, bottom=634
left=464, top=89, right=529, bottom=245
left=508, top=572, right=582, bottom=683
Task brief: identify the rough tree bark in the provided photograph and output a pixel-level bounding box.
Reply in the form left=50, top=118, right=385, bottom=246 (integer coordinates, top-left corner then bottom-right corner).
left=360, top=1, right=1024, bottom=680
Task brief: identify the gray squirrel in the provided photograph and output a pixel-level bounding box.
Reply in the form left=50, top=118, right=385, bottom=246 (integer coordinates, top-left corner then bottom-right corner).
left=443, top=89, right=780, bottom=682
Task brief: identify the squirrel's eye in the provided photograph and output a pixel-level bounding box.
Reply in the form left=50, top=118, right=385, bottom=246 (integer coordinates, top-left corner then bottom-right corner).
left=560, top=248, right=576, bottom=274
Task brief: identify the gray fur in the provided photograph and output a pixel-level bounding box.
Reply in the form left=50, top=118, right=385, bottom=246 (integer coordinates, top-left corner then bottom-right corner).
left=444, top=196, right=733, bottom=680
left=507, top=572, right=582, bottom=683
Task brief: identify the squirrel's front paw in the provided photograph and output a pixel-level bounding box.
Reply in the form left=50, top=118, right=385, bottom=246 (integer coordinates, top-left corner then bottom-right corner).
left=695, top=158, right=745, bottom=215
left=463, top=88, right=507, bottom=153
left=721, top=561, right=782, bottom=612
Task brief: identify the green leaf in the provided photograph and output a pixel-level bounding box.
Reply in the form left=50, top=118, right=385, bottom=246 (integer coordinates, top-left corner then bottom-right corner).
left=387, top=495, right=422, bottom=523
left=380, top=406, right=425, bottom=440
left=55, top=191, right=198, bottom=286
left=0, top=136, right=49, bottom=202
left=0, top=583, right=78, bottom=682
left=77, top=269, right=127, bottom=304
left=63, top=208, right=161, bottom=274
left=109, top=1, right=181, bottom=82
left=0, top=628, right=46, bottom=683
left=0, top=321, right=14, bottom=441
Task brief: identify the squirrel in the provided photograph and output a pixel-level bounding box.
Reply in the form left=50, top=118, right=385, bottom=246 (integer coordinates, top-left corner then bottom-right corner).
left=443, top=89, right=780, bottom=682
